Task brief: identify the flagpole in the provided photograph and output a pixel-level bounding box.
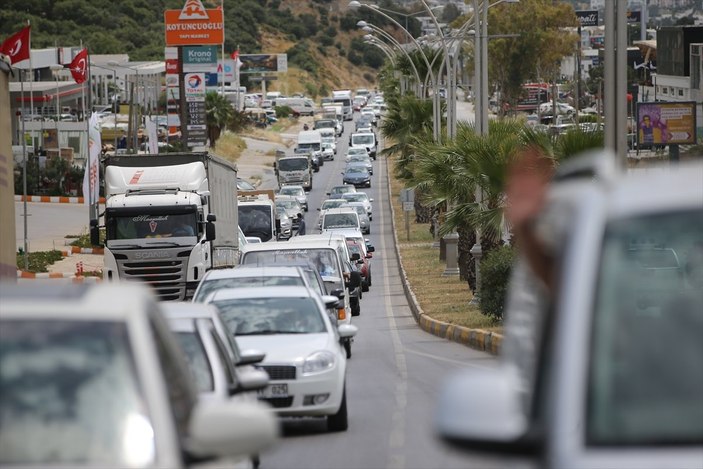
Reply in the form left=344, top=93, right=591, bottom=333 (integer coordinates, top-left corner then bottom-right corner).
left=27, top=20, right=35, bottom=156
left=20, top=67, right=29, bottom=271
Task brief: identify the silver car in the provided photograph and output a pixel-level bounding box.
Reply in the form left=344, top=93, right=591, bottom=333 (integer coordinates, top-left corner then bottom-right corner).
left=341, top=202, right=371, bottom=234
left=279, top=185, right=309, bottom=211
left=437, top=156, right=703, bottom=468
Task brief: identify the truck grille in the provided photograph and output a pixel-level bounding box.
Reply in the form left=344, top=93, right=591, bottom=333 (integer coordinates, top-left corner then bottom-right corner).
left=114, top=249, right=190, bottom=301
left=260, top=365, right=296, bottom=380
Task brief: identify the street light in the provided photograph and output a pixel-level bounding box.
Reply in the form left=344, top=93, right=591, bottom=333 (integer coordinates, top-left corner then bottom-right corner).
left=91, top=63, right=119, bottom=151
left=49, top=64, right=63, bottom=123
left=358, top=23, right=422, bottom=93
left=109, top=61, right=141, bottom=153
left=355, top=2, right=444, bottom=38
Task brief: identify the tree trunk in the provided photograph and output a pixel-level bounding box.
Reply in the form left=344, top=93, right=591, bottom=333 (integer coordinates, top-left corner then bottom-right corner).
left=458, top=225, right=475, bottom=287
left=413, top=187, right=433, bottom=223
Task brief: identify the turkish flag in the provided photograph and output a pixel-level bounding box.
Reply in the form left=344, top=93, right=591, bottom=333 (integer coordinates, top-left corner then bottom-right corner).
left=230, top=49, right=239, bottom=60
left=0, top=25, right=31, bottom=65
left=68, top=48, right=88, bottom=84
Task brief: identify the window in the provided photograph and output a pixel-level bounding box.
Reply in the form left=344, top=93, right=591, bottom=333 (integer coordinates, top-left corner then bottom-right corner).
left=175, top=331, right=214, bottom=393
left=678, top=89, right=684, bottom=97
left=209, top=328, right=238, bottom=391
left=587, top=210, right=703, bottom=446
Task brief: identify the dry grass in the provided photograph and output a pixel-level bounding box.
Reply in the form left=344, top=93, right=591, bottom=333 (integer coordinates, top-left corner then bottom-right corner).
left=387, top=156, right=503, bottom=333
left=211, top=133, right=247, bottom=163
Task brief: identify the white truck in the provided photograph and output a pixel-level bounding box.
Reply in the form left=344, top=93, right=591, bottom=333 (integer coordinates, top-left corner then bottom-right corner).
left=332, top=90, right=353, bottom=121
left=101, top=152, right=239, bottom=301
left=295, top=129, right=323, bottom=163
left=238, top=190, right=291, bottom=242
left=274, top=151, right=314, bottom=190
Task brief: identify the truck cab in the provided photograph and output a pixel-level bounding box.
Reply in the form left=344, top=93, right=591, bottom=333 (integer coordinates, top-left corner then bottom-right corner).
left=238, top=191, right=288, bottom=242
left=275, top=152, right=313, bottom=191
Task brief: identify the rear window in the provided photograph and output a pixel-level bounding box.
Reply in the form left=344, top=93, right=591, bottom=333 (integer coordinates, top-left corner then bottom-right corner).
left=194, top=276, right=305, bottom=302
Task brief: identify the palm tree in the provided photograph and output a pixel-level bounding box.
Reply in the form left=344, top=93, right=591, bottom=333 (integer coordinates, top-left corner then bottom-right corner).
left=205, top=91, right=234, bottom=147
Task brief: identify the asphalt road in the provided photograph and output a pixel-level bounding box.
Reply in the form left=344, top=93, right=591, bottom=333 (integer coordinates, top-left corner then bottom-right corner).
left=259, top=113, right=503, bottom=469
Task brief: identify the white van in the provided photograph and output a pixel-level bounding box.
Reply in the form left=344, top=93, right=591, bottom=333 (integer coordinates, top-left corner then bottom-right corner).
left=276, top=97, right=315, bottom=116
left=319, top=128, right=337, bottom=160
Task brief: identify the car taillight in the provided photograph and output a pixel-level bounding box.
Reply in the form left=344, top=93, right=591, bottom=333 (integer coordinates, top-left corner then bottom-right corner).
left=338, top=308, right=346, bottom=320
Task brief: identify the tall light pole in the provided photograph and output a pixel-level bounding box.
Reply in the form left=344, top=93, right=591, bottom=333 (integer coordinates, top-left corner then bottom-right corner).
left=350, top=1, right=442, bottom=140
left=92, top=63, right=119, bottom=151
left=109, top=62, right=141, bottom=153
left=358, top=24, right=422, bottom=94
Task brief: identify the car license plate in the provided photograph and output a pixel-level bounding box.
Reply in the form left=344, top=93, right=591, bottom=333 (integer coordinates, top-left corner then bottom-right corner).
left=258, top=383, right=288, bottom=398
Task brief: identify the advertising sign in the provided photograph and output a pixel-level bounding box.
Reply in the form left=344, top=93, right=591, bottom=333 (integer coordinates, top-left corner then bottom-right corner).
left=576, top=10, right=598, bottom=27
left=183, top=45, right=218, bottom=73
left=239, top=54, right=288, bottom=74
left=626, top=10, right=642, bottom=24
left=184, top=73, right=206, bottom=102
left=637, top=102, right=697, bottom=146
left=164, top=0, right=224, bottom=46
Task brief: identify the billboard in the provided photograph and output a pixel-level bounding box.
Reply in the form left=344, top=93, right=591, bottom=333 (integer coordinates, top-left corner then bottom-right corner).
left=239, top=54, right=288, bottom=74
left=182, top=45, right=218, bottom=73
left=164, top=0, right=224, bottom=46
left=637, top=102, right=697, bottom=146
left=576, top=10, right=598, bottom=27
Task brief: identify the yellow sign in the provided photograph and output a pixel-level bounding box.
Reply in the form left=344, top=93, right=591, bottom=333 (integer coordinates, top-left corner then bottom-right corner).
left=637, top=101, right=697, bottom=146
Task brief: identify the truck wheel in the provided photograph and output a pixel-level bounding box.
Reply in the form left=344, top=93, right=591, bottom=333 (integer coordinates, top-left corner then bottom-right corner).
left=327, top=386, right=348, bottom=431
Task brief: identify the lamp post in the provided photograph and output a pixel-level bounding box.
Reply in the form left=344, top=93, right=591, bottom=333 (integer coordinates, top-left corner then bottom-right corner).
left=49, top=64, right=63, bottom=123
left=91, top=63, right=119, bottom=151
left=350, top=2, right=442, bottom=140
left=358, top=24, right=422, bottom=94
left=109, top=62, right=141, bottom=153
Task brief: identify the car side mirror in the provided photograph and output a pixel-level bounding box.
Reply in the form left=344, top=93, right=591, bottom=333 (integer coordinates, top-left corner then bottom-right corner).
left=369, top=198, right=374, bottom=202
left=436, top=366, right=538, bottom=455
left=231, top=368, right=269, bottom=395
left=238, top=349, right=266, bottom=366
left=207, top=214, right=216, bottom=222
left=331, top=288, right=345, bottom=299
left=337, top=324, right=358, bottom=339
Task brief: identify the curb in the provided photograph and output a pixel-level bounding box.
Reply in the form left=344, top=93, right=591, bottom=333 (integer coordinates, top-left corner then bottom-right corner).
left=384, top=156, right=503, bottom=356
left=54, top=247, right=104, bottom=257
left=15, top=195, right=106, bottom=204
left=16, top=270, right=102, bottom=282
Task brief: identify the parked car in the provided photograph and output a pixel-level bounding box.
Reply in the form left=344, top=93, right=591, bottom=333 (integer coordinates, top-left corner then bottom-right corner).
left=205, top=286, right=357, bottom=431
left=436, top=155, right=703, bottom=468
left=342, top=166, right=371, bottom=188
left=0, top=283, right=278, bottom=467
left=278, top=185, right=309, bottom=212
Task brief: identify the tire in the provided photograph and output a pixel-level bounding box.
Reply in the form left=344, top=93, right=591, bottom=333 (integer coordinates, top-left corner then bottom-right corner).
left=351, top=302, right=360, bottom=317
left=343, top=340, right=352, bottom=359
left=327, top=386, right=348, bottom=432
left=368, top=271, right=372, bottom=287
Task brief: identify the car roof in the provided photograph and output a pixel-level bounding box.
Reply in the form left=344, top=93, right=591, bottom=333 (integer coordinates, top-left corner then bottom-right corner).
left=0, top=283, right=157, bottom=321
left=322, top=207, right=358, bottom=215
left=206, top=285, right=317, bottom=302
left=280, top=185, right=304, bottom=191
left=200, top=265, right=305, bottom=281
left=160, top=301, right=221, bottom=320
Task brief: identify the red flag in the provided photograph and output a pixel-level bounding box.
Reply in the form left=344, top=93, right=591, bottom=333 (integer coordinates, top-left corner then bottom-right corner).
left=0, top=25, right=31, bottom=65
left=68, top=48, right=88, bottom=84
left=230, top=49, right=239, bottom=60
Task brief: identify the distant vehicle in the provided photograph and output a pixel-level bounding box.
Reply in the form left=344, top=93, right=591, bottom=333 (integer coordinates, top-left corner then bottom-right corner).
left=275, top=97, right=315, bottom=116
left=316, top=198, right=350, bottom=230
left=349, top=132, right=378, bottom=159
left=326, top=184, right=357, bottom=199
left=341, top=202, right=371, bottom=234
left=321, top=207, right=361, bottom=232
left=0, top=283, right=277, bottom=467
left=205, top=286, right=357, bottom=432
left=278, top=185, right=309, bottom=211
left=332, top=89, right=353, bottom=121
left=437, top=155, right=703, bottom=469
left=342, top=166, right=371, bottom=188
left=340, top=191, right=373, bottom=220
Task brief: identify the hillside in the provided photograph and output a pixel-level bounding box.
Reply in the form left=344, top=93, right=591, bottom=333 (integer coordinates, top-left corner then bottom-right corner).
left=0, top=0, right=388, bottom=96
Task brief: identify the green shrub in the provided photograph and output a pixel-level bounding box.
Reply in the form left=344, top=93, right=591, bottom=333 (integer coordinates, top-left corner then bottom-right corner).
left=479, top=245, right=516, bottom=320
left=16, top=250, right=63, bottom=273
left=347, top=50, right=362, bottom=66
left=274, top=105, right=294, bottom=118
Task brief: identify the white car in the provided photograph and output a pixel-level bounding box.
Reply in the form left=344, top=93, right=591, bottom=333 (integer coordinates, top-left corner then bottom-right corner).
left=340, top=192, right=373, bottom=220
left=0, top=283, right=277, bottom=467
left=345, top=147, right=370, bottom=160
left=316, top=198, right=351, bottom=230
left=341, top=202, right=371, bottom=234
left=278, top=185, right=308, bottom=212
left=205, top=286, right=357, bottom=432
left=360, top=108, right=377, bottom=125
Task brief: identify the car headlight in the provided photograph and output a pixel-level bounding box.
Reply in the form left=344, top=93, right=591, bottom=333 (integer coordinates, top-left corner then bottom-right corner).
left=302, top=350, right=336, bottom=375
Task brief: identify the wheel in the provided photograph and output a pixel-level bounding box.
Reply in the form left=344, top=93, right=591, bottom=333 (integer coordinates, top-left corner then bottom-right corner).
left=368, top=271, right=372, bottom=287
left=351, top=302, right=360, bottom=317
left=343, top=340, right=352, bottom=359
left=327, top=386, right=348, bottom=432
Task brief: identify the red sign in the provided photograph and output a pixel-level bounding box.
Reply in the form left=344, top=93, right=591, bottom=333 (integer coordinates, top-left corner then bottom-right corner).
left=166, top=58, right=179, bottom=74
left=164, top=0, right=223, bottom=46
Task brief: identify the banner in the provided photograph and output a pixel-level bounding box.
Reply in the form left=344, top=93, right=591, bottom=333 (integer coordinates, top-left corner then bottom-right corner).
left=164, top=0, right=224, bottom=46
left=83, top=114, right=101, bottom=205
left=637, top=102, right=697, bottom=146
left=239, top=54, right=287, bottom=74
left=575, top=10, right=598, bottom=27
left=146, top=117, right=159, bottom=154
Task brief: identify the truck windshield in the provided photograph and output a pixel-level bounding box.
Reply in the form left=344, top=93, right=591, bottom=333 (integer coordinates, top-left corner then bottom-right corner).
left=297, top=143, right=320, bottom=152
left=238, top=205, right=273, bottom=242
left=314, top=120, right=336, bottom=129
left=106, top=210, right=198, bottom=243
left=278, top=159, right=308, bottom=171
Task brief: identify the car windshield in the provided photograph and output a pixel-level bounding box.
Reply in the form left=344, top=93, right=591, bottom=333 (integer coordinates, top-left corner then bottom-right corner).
left=346, top=205, right=366, bottom=216
left=238, top=206, right=272, bottom=241
left=276, top=200, right=300, bottom=210
left=321, top=200, right=347, bottom=210
left=345, top=167, right=367, bottom=175
left=323, top=213, right=358, bottom=229
left=0, top=320, right=153, bottom=466
left=175, top=331, right=214, bottom=393
left=587, top=209, right=703, bottom=446
left=352, top=135, right=374, bottom=146
left=214, top=297, right=326, bottom=335
left=278, top=158, right=308, bottom=171
left=280, top=187, right=303, bottom=197
left=342, top=193, right=367, bottom=203
left=194, top=276, right=305, bottom=302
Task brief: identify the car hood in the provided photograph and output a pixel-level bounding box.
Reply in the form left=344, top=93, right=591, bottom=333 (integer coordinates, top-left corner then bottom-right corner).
left=237, top=333, right=334, bottom=363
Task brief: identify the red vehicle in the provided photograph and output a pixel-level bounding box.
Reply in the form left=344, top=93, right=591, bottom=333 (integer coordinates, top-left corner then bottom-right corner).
left=346, top=239, right=372, bottom=292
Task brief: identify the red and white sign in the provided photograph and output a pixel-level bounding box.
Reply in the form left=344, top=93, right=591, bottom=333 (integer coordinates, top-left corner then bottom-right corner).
left=164, top=0, right=223, bottom=46
left=184, top=73, right=206, bottom=102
